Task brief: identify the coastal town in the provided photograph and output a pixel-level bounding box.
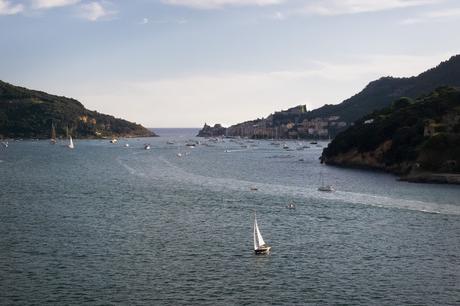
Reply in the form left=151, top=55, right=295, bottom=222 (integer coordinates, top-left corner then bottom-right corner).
left=198, top=105, right=350, bottom=139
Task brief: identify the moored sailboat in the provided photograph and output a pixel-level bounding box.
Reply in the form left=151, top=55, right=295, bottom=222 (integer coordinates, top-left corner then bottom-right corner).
left=50, top=122, right=56, bottom=144
left=318, top=172, right=334, bottom=192
left=253, top=212, right=271, bottom=255
left=68, top=136, right=75, bottom=149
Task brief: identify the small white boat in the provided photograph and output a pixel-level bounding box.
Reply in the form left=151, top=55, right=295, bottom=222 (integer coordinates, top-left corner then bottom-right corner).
left=318, top=172, right=334, bottom=192
left=286, top=203, right=296, bottom=209
left=144, top=144, right=151, bottom=150
left=283, top=143, right=289, bottom=150
left=110, top=138, right=118, bottom=144
left=177, top=153, right=183, bottom=157
left=254, top=212, right=271, bottom=255
left=50, top=123, right=56, bottom=145
left=68, top=136, right=74, bottom=149
left=1, top=141, right=8, bottom=148
left=125, top=143, right=130, bottom=147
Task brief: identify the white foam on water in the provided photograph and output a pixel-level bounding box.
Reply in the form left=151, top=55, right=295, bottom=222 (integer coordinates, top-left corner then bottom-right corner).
left=152, top=155, right=460, bottom=216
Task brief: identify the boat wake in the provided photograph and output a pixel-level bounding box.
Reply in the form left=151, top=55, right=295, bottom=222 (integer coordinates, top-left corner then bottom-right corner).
left=152, top=155, right=460, bottom=216
left=115, top=151, right=460, bottom=216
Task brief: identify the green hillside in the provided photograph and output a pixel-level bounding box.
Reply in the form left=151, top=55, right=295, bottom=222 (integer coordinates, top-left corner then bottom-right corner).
left=321, top=87, right=460, bottom=183
left=0, top=80, right=155, bottom=139
left=307, top=54, right=460, bottom=123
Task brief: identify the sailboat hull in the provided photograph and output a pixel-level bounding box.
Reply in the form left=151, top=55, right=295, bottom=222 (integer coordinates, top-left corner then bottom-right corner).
left=254, top=245, right=271, bottom=255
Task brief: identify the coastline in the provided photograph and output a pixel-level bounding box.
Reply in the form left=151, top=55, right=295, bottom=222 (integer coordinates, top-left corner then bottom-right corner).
left=324, top=160, right=460, bottom=185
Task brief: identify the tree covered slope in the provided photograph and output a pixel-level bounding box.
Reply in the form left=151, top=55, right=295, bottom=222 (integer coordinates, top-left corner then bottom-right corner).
left=0, top=80, right=155, bottom=139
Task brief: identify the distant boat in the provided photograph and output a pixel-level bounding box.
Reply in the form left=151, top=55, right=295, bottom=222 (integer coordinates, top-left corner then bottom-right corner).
left=283, top=143, right=289, bottom=150
left=1, top=141, right=8, bottom=148
left=286, top=203, right=296, bottom=209
left=68, top=136, right=74, bottom=149
left=177, top=153, right=183, bottom=157
left=167, top=140, right=175, bottom=144
left=110, top=138, right=118, bottom=144
left=50, top=123, right=56, bottom=145
left=125, top=143, right=130, bottom=147
left=310, top=141, right=318, bottom=145
left=318, top=172, right=334, bottom=192
left=253, top=212, right=271, bottom=255
left=144, top=144, right=151, bottom=150
left=250, top=187, right=258, bottom=191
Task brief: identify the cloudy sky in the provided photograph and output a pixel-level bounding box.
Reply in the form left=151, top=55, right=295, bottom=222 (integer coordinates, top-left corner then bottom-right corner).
left=2, top=0, right=460, bottom=127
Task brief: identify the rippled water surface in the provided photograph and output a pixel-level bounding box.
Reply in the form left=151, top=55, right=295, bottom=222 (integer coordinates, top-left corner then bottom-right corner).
left=1, top=129, right=460, bottom=305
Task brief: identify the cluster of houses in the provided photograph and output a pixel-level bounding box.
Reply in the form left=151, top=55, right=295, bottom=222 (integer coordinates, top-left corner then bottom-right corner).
left=198, top=105, right=350, bottom=139
left=225, top=116, right=349, bottom=139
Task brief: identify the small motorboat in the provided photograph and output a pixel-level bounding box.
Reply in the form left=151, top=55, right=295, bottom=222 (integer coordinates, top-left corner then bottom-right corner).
left=110, top=138, right=118, bottom=144
left=250, top=187, right=258, bottom=191
left=144, top=144, right=151, bottom=150
left=286, top=203, right=296, bottom=209
left=125, top=143, right=130, bottom=147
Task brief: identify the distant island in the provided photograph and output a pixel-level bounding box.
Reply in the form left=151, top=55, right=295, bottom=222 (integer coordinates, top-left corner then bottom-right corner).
left=198, top=54, right=460, bottom=139
left=0, top=80, right=155, bottom=139
left=321, top=87, right=460, bottom=184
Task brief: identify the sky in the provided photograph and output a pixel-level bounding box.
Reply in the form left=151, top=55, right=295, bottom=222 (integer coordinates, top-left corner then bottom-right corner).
left=2, top=0, right=460, bottom=128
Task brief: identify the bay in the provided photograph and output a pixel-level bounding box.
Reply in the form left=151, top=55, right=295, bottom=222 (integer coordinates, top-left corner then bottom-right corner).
left=1, top=129, right=459, bottom=305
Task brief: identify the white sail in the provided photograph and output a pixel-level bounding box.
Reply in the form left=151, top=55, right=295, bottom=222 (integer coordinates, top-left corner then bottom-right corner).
left=68, top=136, right=74, bottom=149
left=253, top=214, right=266, bottom=250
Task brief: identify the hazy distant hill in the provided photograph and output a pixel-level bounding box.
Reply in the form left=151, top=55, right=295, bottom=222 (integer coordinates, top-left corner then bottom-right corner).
left=321, top=87, right=460, bottom=184
left=0, top=80, right=155, bottom=139
left=306, top=54, right=460, bottom=123
left=199, top=55, right=460, bottom=139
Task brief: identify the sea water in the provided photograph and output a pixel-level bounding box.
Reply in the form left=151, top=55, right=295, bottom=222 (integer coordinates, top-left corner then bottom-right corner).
left=1, top=129, right=459, bottom=305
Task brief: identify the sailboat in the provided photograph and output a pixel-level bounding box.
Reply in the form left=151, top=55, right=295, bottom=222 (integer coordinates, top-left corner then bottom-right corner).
left=50, top=123, right=56, bottom=144
left=253, top=212, right=271, bottom=255
left=68, top=136, right=75, bottom=149
left=318, top=172, right=334, bottom=192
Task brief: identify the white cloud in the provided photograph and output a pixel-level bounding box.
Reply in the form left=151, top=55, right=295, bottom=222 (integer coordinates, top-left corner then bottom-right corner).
left=162, top=0, right=284, bottom=10
left=402, top=7, right=460, bottom=24
left=272, top=11, right=285, bottom=20
left=150, top=17, right=188, bottom=24
left=0, top=0, right=24, bottom=15
left=79, top=1, right=116, bottom=21
left=32, top=0, right=80, bottom=9
left=296, top=0, right=439, bottom=16
left=78, top=53, right=454, bottom=127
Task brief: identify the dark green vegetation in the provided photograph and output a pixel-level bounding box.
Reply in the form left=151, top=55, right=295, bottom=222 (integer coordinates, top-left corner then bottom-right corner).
left=0, top=80, right=155, bottom=139
left=322, top=87, right=460, bottom=182
left=308, top=54, right=460, bottom=123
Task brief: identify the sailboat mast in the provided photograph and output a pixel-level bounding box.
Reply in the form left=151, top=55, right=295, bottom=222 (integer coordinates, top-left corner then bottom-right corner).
left=50, top=122, right=57, bottom=144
